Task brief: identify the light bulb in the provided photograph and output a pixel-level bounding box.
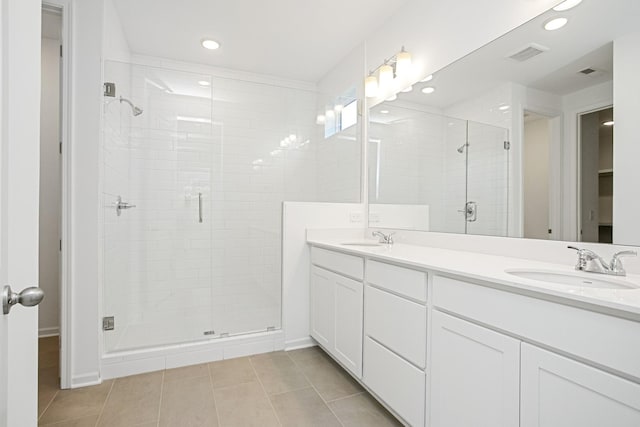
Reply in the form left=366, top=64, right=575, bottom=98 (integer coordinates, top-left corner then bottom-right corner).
left=378, top=64, right=394, bottom=90
left=365, top=75, right=379, bottom=98
left=395, top=50, right=412, bottom=76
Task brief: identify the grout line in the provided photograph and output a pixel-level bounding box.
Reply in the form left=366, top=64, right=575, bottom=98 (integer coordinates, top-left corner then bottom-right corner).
left=38, top=389, right=59, bottom=423
left=156, top=370, right=165, bottom=427
left=284, top=352, right=345, bottom=427
left=249, top=355, right=284, bottom=427
left=325, top=390, right=365, bottom=404
left=207, top=363, right=222, bottom=427
left=94, top=377, right=116, bottom=427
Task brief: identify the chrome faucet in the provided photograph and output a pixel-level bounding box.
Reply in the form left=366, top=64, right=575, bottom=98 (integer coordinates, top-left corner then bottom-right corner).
left=372, top=231, right=395, bottom=245
left=567, top=246, right=637, bottom=276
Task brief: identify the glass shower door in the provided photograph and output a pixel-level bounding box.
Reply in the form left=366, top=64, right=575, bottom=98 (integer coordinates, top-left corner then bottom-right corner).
left=102, top=61, right=216, bottom=352
left=465, top=120, right=509, bottom=237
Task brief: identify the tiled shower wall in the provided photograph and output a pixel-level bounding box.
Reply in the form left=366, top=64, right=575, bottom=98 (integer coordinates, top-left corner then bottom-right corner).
left=102, top=61, right=360, bottom=352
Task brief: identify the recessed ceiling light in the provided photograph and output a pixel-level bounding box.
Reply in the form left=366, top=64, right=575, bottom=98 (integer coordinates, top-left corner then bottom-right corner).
left=499, top=105, right=510, bottom=111
left=421, top=74, right=433, bottom=83
left=602, top=120, right=614, bottom=126
left=401, top=86, right=413, bottom=93
left=201, top=39, right=220, bottom=50
left=198, top=80, right=211, bottom=87
left=380, top=110, right=390, bottom=114
left=421, top=86, right=436, bottom=94
left=553, top=0, right=582, bottom=11
left=544, top=17, right=568, bottom=31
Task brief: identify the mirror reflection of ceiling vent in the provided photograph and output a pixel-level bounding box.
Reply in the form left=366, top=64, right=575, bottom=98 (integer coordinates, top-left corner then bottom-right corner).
left=578, top=67, right=606, bottom=78
left=507, top=43, right=550, bottom=62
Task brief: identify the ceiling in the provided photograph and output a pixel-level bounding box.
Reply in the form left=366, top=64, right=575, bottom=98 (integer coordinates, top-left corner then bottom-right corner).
left=112, top=0, right=410, bottom=83
left=387, top=0, right=639, bottom=110
left=42, top=9, right=61, bottom=40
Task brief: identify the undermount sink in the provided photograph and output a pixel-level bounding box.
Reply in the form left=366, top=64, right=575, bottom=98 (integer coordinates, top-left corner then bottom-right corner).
left=341, top=241, right=384, bottom=247
left=505, top=269, right=639, bottom=290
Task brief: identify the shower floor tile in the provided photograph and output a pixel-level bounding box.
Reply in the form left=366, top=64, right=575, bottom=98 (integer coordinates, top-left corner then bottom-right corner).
left=37, top=339, right=402, bottom=427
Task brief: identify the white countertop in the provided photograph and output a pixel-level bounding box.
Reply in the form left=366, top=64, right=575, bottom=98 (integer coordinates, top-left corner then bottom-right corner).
left=307, top=236, right=640, bottom=320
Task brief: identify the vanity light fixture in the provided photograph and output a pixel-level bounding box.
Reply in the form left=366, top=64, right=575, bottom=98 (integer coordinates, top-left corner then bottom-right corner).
left=364, top=46, right=413, bottom=98
left=544, top=17, right=568, bottom=31
left=602, top=120, right=614, bottom=126
left=201, top=39, right=220, bottom=50
left=421, top=86, right=436, bottom=94
left=198, top=80, right=211, bottom=87
left=553, top=0, right=582, bottom=11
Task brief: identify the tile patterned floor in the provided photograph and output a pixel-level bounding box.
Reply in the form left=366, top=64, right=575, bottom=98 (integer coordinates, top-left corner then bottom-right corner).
left=38, top=337, right=402, bottom=426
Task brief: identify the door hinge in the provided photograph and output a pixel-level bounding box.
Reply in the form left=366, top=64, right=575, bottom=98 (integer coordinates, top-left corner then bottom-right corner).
left=102, top=316, right=115, bottom=331
left=504, top=140, right=511, bottom=150
left=59, top=239, right=62, bottom=251
left=203, top=330, right=216, bottom=336
left=60, top=45, right=62, bottom=57
left=59, top=141, right=62, bottom=154
left=548, top=229, right=552, bottom=234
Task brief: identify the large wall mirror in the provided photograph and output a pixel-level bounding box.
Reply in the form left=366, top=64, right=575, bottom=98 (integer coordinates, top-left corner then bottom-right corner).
left=368, top=0, right=640, bottom=246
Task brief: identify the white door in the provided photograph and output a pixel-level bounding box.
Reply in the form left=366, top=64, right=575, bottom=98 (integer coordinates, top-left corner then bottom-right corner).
left=430, top=310, right=520, bottom=427
left=521, top=343, right=640, bottom=427
left=333, top=274, right=362, bottom=377
left=0, top=0, right=43, bottom=426
left=309, top=266, right=334, bottom=349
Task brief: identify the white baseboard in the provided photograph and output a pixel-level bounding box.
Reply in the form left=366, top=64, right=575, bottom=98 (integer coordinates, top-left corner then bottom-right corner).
left=39, top=327, right=60, bottom=338
left=71, top=371, right=101, bottom=389
left=284, top=336, right=316, bottom=351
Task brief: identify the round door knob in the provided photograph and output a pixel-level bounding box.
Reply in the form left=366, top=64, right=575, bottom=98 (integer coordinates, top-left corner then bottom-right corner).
left=2, top=285, right=45, bottom=314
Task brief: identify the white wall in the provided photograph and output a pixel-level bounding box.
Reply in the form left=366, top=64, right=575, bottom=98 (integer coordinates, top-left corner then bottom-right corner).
left=39, top=36, right=61, bottom=337
left=612, top=31, right=640, bottom=246
left=523, top=118, right=550, bottom=240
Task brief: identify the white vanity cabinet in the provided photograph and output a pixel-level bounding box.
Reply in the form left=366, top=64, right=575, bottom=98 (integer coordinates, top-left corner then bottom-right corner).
left=431, top=274, right=640, bottom=427
left=363, top=260, right=428, bottom=427
left=310, top=247, right=364, bottom=378
left=430, top=310, right=520, bottom=427
left=521, top=343, right=640, bottom=427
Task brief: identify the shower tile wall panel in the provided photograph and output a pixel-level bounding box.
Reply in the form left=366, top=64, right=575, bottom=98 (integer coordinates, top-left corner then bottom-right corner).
left=102, top=62, right=342, bottom=351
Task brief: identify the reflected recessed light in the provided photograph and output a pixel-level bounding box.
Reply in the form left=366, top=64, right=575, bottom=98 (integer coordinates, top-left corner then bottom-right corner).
left=401, top=86, right=413, bottom=93
left=201, top=39, right=220, bottom=50
left=386, top=94, right=397, bottom=101
left=499, top=105, right=510, bottom=111
left=553, top=0, right=582, bottom=11
left=421, top=74, right=434, bottom=83
left=602, top=120, right=614, bottom=126
left=544, top=17, right=568, bottom=31
left=421, top=86, right=436, bottom=94
left=380, top=110, right=390, bottom=114
left=198, top=80, right=211, bottom=87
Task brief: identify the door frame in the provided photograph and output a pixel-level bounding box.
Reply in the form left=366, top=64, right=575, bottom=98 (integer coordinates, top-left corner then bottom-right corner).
left=575, top=103, right=613, bottom=243
left=42, top=0, right=72, bottom=389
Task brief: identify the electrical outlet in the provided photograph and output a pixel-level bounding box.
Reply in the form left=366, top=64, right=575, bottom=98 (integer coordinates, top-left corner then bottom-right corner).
left=349, top=212, right=363, bottom=223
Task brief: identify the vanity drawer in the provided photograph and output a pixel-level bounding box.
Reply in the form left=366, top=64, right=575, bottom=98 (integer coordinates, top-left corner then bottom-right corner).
left=363, top=337, right=425, bottom=427
left=311, top=246, right=364, bottom=281
left=365, top=285, right=426, bottom=368
left=366, top=260, right=427, bottom=302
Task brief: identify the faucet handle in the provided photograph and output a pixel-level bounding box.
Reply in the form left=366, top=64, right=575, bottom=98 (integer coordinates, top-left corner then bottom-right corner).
left=610, top=250, right=637, bottom=275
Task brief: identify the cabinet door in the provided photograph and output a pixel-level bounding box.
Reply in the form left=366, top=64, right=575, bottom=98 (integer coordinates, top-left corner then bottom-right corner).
left=334, top=274, right=363, bottom=378
left=521, top=343, right=640, bottom=427
left=310, top=266, right=335, bottom=349
left=431, top=311, right=520, bottom=427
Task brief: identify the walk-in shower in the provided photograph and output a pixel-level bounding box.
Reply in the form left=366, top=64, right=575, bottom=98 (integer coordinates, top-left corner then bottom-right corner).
left=101, top=60, right=327, bottom=354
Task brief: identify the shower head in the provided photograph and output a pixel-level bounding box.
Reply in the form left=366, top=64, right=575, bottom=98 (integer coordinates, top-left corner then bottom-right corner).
left=457, top=143, right=468, bottom=153
left=119, top=96, right=143, bottom=116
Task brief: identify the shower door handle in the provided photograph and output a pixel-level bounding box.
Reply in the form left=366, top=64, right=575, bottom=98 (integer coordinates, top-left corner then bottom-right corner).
left=198, top=192, right=203, bottom=223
